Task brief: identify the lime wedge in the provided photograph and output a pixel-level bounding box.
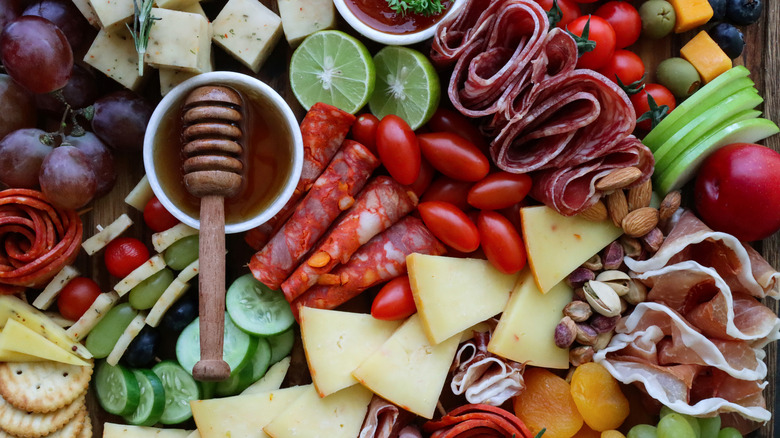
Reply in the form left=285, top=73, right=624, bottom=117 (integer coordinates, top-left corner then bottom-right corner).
left=289, top=30, right=375, bottom=114
left=369, top=46, right=440, bottom=130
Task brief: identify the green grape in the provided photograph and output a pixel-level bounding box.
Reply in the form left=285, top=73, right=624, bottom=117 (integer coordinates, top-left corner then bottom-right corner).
left=85, top=303, right=139, bottom=358
left=658, top=413, right=696, bottom=438
left=658, top=407, right=700, bottom=437
left=659, top=406, right=674, bottom=418
left=717, top=427, right=742, bottom=438
left=627, top=424, right=658, bottom=438
left=698, top=416, right=721, bottom=438
left=163, top=235, right=199, bottom=271
left=129, top=268, right=175, bottom=310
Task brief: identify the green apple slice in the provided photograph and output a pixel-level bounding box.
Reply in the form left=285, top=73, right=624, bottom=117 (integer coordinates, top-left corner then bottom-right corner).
left=653, top=88, right=763, bottom=173
left=643, top=66, right=752, bottom=150
left=656, top=117, right=779, bottom=194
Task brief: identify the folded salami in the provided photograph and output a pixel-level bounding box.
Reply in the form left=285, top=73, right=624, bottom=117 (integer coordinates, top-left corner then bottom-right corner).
left=249, top=140, right=379, bottom=290
left=423, top=404, right=533, bottom=438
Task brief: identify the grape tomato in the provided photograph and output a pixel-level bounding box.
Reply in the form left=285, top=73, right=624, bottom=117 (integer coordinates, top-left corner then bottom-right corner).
left=630, top=83, right=676, bottom=131
left=351, top=113, right=379, bottom=155
left=371, top=275, right=417, bottom=321
left=421, top=176, right=473, bottom=211
left=57, top=277, right=101, bottom=321
left=104, top=237, right=150, bottom=278
left=467, top=172, right=532, bottom=210
left=405, top=158, right=435, bottom=198
left=376, top=114, right=421, bottom=185
left=594, top=1, right=641, bottom=49
left=477, top=211, right=527, bottom=275
left=598, top=50, right=645, bottom=87
left=144, top=196, right=179, bottom=232
left=418, top=201, right=480, bottom=253
left=417, top=132, right=489, bottom=182
left=425, top=108, right=489, bottom=154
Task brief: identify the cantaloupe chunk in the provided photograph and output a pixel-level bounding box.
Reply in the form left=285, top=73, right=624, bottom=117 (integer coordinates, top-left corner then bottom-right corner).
left=681, top=31, right=732, bottom=83
left=668, top=0, right=713, bottom=33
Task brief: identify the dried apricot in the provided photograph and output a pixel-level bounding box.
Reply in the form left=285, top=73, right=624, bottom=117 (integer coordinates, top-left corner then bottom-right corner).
left=572, top=423, right=602, bottom=438
left=601, top=431, right=627, bottom=438
left=570, top=362, right=630, bottom=431
left=513, top=367, right=583, bottom=438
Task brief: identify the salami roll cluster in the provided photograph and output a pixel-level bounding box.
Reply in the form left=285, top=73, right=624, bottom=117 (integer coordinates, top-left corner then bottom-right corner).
left=423, top=404, right=533, bottom=438
left=0, top=189, right=83, bottom=293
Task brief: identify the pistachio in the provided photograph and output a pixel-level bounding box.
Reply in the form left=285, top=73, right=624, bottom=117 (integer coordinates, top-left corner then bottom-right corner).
left=581, top=254, right=603, bottom=271
left=575, top=323, right=598, bottom=346
left=573, top=287, right=586, bottom=301
left=563, top=300, right=592, bottom=322
left=555, top=316, right=578, bottom=349
left=569, top=346, right=595, bottom=366
left=566, top=267, right=596, bottom=289
left=620, top=298, right=629, bottom=313
left=601, top=241, right=624, bottom=270
left=583, top=280, right=622, bottom=317
left=624, top=279, right=648, bottom=305
left=619, top=235, right=642, bottom=258
left=642, top=227, right=664, bottom=253
left=596, top=270, right=631, bottom=296
left=593, top=331, right=614, bottom=351
left=590, top=315, right=619, bottom=333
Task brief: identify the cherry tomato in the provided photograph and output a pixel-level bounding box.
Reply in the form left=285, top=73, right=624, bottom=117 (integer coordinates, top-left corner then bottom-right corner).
left=572, top=0, right=598, bottom=3
left=597, top=49, right=645, bottom=86
left=143, top=196, right=179, bottom=232
left=630, top=83, right=676, bottom=131
left=595, top=1, right=641, bottom=49
left=371, top=275, right=417, bottom=320
left=467, top=172, right=532, bottom=210
left=376, top=115, right=421, bottom=185
left=405, top=159, right=435, bottom=198
left=477, top=211, right=527, bottom=275
left=534, top=0, right=582, bottom=29
left=694, top=143, right=780, bottom=241
left=418, top=201, right=480, bottom=253
left=421, top=176, right=473, bottom=211
left=104, top=237, right=150, bottom=278
left=426, top=108, right=489, bottom=154
left=57, top=277, right=101, bottom=321
left=417, top=132, right=490, bottom=182
left=567, top=15, right=616, bottom=71
left=351, top=113, right=379, bottom=155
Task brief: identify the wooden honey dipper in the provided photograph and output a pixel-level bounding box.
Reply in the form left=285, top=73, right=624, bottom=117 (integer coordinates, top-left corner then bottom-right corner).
left=181, top=85, right=244, bottom=381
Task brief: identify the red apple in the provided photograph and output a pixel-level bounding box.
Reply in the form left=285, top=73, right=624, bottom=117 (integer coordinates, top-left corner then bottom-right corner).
left=694, top=143, right=780, bottom=241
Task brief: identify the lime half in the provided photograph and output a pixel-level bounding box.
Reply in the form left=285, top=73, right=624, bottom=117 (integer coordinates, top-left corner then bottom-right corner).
left=369, top=46, right=441, bottom=130
left=290, top=30, right=375, bottom=114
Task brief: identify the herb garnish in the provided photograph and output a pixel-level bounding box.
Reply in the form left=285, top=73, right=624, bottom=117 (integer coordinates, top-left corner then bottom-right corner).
left=386, top=0, right=445, bottom=17
left=126, top=0, right=160, bottom=76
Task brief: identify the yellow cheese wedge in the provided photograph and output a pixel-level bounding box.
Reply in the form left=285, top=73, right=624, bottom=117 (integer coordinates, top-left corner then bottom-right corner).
left=488, top=270, right=573, bottom=369
left=408, top=254, right=518, bottom=345
left=520, top=206, right=622, bottom=293
left=191, top=385, right=310, bottom=438
left=300, top=307, right=401, bottom=397
left=0, top=319, right=89, bottom=366
left=263, top=384, right=373, bottom=438
left=351, top=314, right=460, bottom=419
left=103, top=423, right=192, bottom=437
left=0, top=330, right=45, bottom=362
left=668, top=0, right=713, bottom=33
left=241, top=356, right=291, bottom=395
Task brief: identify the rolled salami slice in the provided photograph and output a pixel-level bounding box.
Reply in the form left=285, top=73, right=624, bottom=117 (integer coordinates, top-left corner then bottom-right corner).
left=291, top=216, right=445, bottom=317
left=281, top=176, right=418, bottom=302
left=245, top=102, right=356, bottom=250
left=249, top=140, right=380, bottom=290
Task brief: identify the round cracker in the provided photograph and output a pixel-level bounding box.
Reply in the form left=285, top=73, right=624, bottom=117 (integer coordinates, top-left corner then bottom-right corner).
left=0, top=361, right=93, bottom=413
left=76, top=413, right=91, bottom=438
left=0, top=393, right=85, bottom=438
left=0, top=408, right=88, bottom=438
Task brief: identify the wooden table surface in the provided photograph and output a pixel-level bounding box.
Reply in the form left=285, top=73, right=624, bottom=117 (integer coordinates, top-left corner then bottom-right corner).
left=80, top=0, right=779, bottom=436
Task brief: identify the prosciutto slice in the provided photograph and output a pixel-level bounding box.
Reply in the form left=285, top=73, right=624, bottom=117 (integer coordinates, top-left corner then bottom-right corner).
left=358, top=396, right=414, bottom=438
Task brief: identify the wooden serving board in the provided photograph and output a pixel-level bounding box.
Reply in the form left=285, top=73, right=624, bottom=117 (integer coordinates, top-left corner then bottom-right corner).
left=79, top=0, right=779, bottom=436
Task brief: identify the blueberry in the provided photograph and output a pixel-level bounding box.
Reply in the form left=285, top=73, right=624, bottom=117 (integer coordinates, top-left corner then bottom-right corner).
left=725, top=0, right=762, bottom=25
left=708, top=0, right=727, bottom=21
left=709, top=23, right=745, bottom=59
left=123, top=326, right=159, bottom=368
left=161, top=293, right=198, bottom=332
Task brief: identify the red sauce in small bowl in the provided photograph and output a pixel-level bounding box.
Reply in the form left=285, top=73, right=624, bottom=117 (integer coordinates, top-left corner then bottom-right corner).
left=344, top=0, right=452, bottom=35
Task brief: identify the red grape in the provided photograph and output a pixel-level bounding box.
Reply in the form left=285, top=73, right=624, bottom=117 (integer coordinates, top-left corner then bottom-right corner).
left=92, top=91, right=153, bottom=151
left=23, top=0, right=95, bottom=58
left=39, top=145, right=96, bottom=209
left=0, top=0, right=20, bottom=34
left=65, top=132, right=116, bottom=198
left=0, top=74, right=35, bottom=139
left=36, top=63, right=99, bottom=113
left=0, top=128, right=53, bottom=188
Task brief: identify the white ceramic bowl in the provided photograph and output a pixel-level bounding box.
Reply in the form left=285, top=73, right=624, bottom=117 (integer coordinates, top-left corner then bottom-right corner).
left=333, top=0, right=465, bottom=45
left=143, top=71, right=303, bottom=234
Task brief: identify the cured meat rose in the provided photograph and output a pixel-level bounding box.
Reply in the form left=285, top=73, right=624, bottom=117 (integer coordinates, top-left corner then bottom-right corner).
left=281, top=176, right=418, bottom=302
left=291, top=216, right=445, bottom=317
left=0, top=189, right=83, bottom=293
left=358, top=396, right=415, bottom=438
left=249, top=140, right=380, bottom=290
left=423, top=404, right=533, bottom=438
left=245, top=102, right=356, bottom=250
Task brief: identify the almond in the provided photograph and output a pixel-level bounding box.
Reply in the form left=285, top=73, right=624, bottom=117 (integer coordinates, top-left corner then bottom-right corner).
left=595, top=167, right=643, bottom=192
left=580, top=199, right=608, bottom=221
left=606, top=190, right=629, bottom=228
left=627, top=180, right=652, bottom=211
left=621, top=207, right=659, bottom=237
left=659, top=191, right=682, bottom=221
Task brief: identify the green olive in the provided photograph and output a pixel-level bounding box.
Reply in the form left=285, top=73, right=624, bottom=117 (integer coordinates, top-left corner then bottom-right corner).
left=657, top=57, right=701, bottom=98
left=639, top=0, right=676, bottom=39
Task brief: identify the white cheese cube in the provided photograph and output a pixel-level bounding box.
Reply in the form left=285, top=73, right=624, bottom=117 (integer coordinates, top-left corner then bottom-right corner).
left=277, top=0, right=335, bottom=47
left=81, top=213, right=133, bottom=255
left=87, top=0, right=133, bottom=30
left=125, top=175, right=154, bottom=211
left=174, top=1, right=208, bottom=19
left=72, top=0, right=100, bottom=28
left=156, top=0, right=200, bottom=11
left=159, top=49, right=214, bottom=95
left=84, top=28, right=147, bottom=91
left=212, top=0, right=282, bottom=72
left=145, top=8, right=211, bottom=73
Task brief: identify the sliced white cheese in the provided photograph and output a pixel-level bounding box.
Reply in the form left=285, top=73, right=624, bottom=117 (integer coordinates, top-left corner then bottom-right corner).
left=0, top=319, right=89, bottom=366
left=300, top=307, right=400, bottom=397
left=241, top=356, right=291, bottom=395
left=277, top=0, right=336, bottom=47
left=175, top=1, right=208, bottom=18
left=155, top=0, right=199, bottom=10
left=211, top=0, right=282, bottom=72
left=351, top=314, right=460, bottom=419
left=153, top=223, right=198, bottom=253
left=177, top=259, right=200, bottom=283
left=263, top=385, right=373, bottom=438
left=145, top=279, right=190, bottom=328
left=87, top=0, right=133, bottom=30
left=84, top=28, right=147, bottom=91
left=408, top=255, right=518, bottom=345
left=81, top=213, right=133, bottom=255
left=186, top=431, right=201, bottom=438
left=125, top=175, right=153, bottom=211
left=488, top=270, right=573, bottom=369
left=72, top=0, right=99, bottom=28
left=43, top=312, right=76, bottom=329
left=33, top=265, right=80, bottom=310
left=103, top=423, right=192, bottom=438
left=146, top=8, right=211, bottom=73
left=114, top=254, right=167, bottom=296
left=66, top=291, right=120, bottom=341
left=107, top=312, right=147, bottom=366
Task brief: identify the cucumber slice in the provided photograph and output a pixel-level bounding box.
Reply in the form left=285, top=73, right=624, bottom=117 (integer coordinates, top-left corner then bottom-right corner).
left=152, top=360, right=201, bottom=424
left=124, top=369, right=166, bottom=426
left=267, top=328, right=295, bottom=365
left=226, top=274, right=295, bottom=336
left=94, top=361, right=140, bottom=416
left=176, top=313, right=257, bottom=376
left=215, top=337, right=271, bottom=396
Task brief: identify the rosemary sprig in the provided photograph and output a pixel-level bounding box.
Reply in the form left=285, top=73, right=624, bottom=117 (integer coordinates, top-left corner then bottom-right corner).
left=126, top=0, right=159, bottom=76
left=386, top=0, right=445, bottom=17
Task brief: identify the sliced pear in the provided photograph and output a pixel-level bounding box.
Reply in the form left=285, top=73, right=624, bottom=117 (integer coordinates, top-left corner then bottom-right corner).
left=643, top=66, right=752, bottom=149
left=656, top=117, right=780, bottom=194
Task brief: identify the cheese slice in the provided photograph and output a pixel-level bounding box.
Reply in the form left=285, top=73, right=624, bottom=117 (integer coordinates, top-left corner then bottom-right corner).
left=81, top=214, right=133, bottom=255
left=125, top=175, right=153, bottom=211
left=0, top=295, right=92, bottom=359
left=263, top=385, right=373, bottom=438
left=83, top=28, right=147, bottom=91
left=103, top=423, right=192, bottom=437
left=408, top=254, right=518, bottom=345
left=300, top=308, right=400, bottom=397
left=145, top=8, right=211, bottom=73
left=351, top=314, right=460, bottom=419
left=241, top=356, right=291, bottom=395
left=33, top=265, right=80, bottom=310
left=177, top=259, right=200, bottom=283
left=0, top=319, right=89, bottom=366
left=191, top=385, right=310, bottom=438
left=488, top=270, right=573, bottom=369
left=146, top=279, right=190, bottom=328
left=43, top=312, right=75, bottom=328
left=107, top=313, right=147, bottom=366
left=186, top=432, right=201, bottom=438
left=152, top=223, right=198, bottom=253
left=0, top=330, right=45, bottom=362
left=67, top=291, right=120, bottom=341
left=520, top=205, right=623, bottom=293
left=115, top=254, right=167, bottom=296
left=72, top=0, right=99, bottom=27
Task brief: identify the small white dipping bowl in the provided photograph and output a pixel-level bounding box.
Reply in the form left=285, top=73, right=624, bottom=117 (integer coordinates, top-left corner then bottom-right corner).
left=333, top=0, right=466, bottom=46
left=143, top=71, right=303, bottom=234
